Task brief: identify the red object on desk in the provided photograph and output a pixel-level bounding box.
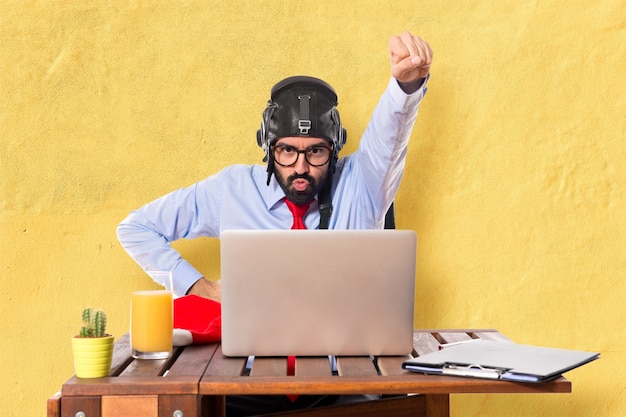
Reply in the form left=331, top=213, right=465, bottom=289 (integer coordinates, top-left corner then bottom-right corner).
left=173, top=295, right=221, bottom=344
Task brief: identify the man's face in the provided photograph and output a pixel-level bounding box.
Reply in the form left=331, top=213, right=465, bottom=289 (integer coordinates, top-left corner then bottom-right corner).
left=273, top=136, right=332, bottom=205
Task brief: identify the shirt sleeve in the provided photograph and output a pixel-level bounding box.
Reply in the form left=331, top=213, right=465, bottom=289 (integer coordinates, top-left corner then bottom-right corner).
left=116, top=175, right=223, bottom=296
left=351, top=75, right=429, bottom=224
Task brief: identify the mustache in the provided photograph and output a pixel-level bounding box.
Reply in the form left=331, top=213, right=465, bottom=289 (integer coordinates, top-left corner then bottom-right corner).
left=288, top=173, right=315, bottom=184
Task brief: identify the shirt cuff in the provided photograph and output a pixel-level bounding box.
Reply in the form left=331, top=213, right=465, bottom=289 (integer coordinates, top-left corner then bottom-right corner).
left=171, top=260, right=204, bottom=296
left=398, top=76, right=427, bottom=93
left=388, top=75, right=429, bottom=108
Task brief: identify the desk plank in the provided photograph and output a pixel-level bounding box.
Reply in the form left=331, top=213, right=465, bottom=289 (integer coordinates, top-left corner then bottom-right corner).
left=336, top=357, right=378, bottom=377
left=62, top=376, right=199, bottom=396
left=377, top=355, right=412, bottom=376
left=199, top=373, right=571, bottom=395
left=167, top=344, right=218, bottom=376
left=110, top=333, right=133, bottom=376
left=204, top=345, right=247, bottom=377
left=296, top=357, right=333, bottom=377
left=472, top=331, right=513, bottom=342
left=436, top=331, right=473, bottom=344
left=119, top=357, right=169, bottom=377
left=413, top=331, right=440, bottom=356
left=250, top=357, right=287, bottom=377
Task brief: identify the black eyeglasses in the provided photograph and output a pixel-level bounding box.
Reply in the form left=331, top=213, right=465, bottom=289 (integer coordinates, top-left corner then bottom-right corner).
left=273, top=144, right=333, bottom=167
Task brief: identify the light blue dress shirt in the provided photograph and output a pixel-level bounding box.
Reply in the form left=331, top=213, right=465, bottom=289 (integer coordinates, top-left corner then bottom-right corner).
left=117, top=77, right=428, bottom=295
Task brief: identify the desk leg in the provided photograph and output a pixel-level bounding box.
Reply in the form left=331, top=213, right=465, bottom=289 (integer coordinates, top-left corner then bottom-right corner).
left=424, top=394, right=450, bottom=417
left=47, top=392, right=62, bottom=417
left=200, top=395, right=226, bottom=417
left=160, top=395, right=199, bottom=417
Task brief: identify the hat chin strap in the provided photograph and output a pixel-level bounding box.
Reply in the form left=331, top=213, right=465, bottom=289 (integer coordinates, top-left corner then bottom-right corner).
left=317, top=177, right=333, bottom=230
left=265, top=152, right=275, bottom=186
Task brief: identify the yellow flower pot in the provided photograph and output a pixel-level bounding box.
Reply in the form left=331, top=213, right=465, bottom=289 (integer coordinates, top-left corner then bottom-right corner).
left=71, top=335, right=114, bottom=378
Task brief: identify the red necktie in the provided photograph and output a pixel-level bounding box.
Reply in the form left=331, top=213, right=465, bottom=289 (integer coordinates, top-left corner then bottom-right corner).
left=283, top=198, right=311, bottom=401
left=284, top=198, right=311, bottom=230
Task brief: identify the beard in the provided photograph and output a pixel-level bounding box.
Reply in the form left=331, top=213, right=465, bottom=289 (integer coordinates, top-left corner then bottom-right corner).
left=275, top=170, right=328, bottom=205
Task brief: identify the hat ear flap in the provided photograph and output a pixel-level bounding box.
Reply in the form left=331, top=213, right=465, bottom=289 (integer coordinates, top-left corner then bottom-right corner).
left=256, top=129, right=268, bottom=162
left=331, top=108, right=347, bottom=152
left=329, top=109, right=346, bottom=174
left=258, top=101, right=277, bottom=161
left=258, top=102, right=279, bottom=185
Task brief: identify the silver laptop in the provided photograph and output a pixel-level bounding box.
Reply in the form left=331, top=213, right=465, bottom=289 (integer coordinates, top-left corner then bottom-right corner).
left=220, top=229, right=417, bottom=357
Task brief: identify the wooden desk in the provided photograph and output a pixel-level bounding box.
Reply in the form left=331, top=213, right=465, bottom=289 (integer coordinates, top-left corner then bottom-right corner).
left=48, top=330, right=571, bottom=417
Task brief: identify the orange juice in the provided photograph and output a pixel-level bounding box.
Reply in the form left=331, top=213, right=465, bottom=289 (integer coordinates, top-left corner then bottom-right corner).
left=130, top=290, right=173, bottom=359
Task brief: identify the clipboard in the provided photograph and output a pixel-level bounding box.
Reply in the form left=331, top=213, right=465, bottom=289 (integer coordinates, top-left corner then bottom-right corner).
left=402, top=339, right=599, bottom=382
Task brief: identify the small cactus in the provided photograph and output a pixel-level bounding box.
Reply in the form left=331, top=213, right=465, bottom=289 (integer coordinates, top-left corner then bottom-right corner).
left=95, top=310, right=106, bottom=337
left=78, top=307, right=108, bottom=337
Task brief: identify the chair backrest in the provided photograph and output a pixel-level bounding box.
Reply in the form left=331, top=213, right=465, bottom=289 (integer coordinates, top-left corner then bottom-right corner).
left=384, top=202, right=396, bottom=229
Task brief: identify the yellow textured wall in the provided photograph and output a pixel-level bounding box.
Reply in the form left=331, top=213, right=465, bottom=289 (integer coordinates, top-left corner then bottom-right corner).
left=1, top=1, right=624, bottom=416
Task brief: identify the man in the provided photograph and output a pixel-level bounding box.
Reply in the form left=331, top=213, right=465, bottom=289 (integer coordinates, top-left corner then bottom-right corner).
left=117, top=31, right=432, bottom=414
left=117, top=31, right=432, bottom=299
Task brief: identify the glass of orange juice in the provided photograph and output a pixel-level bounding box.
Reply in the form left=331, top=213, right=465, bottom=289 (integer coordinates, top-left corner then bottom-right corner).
left=130, top=272, right=173, bottom=359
